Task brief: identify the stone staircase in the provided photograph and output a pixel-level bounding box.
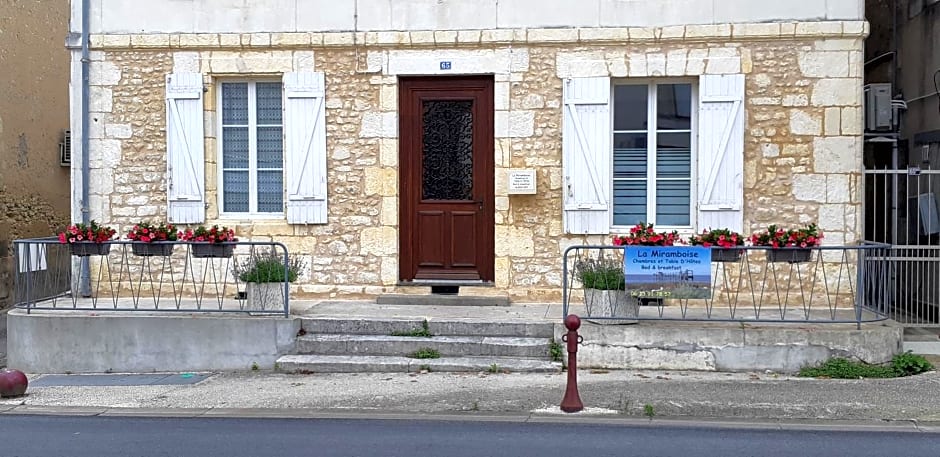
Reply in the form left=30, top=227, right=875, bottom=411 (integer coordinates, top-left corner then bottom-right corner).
left=276, top=316, right=561, bottom=373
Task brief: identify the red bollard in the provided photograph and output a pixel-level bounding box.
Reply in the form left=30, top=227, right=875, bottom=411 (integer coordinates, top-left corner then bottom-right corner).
left=560, top=314, right=584, bottom=413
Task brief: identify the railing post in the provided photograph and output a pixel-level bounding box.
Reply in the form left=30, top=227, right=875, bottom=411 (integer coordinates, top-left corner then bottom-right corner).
left=560, top=314, right=584, bottom=413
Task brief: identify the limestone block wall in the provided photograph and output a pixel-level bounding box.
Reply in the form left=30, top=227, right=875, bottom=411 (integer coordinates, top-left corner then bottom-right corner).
left=79, top=21, right=867, bottom=302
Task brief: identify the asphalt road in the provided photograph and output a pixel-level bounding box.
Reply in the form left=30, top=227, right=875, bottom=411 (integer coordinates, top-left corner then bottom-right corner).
left=2, top=415, right=939, bottom=457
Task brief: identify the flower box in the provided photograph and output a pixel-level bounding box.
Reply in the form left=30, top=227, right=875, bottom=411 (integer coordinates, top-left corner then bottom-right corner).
left=767, top=249, right=813, bottom=263
left=70, top=242, right=111, bottom=257
left=190, top=243, right=234, bottom=259
left=131, top=242, right=174, bottom=257
left=711, top=248, right=742, bottom=263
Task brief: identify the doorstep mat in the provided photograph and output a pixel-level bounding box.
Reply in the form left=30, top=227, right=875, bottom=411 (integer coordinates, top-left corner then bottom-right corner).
left=30, top=373, right=212, bottom=387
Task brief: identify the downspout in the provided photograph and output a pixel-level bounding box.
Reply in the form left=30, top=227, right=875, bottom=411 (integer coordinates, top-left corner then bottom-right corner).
left=79, top=0, right=91, bottom=296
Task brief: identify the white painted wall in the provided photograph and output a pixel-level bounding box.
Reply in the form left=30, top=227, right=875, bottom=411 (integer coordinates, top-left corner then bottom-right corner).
left=72, top=0, right=864, bottom=34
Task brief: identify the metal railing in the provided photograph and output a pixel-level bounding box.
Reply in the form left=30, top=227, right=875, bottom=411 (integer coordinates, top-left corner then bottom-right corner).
left=864, top=164, right=940, bottom=326
left=12, top=239, right=294, bottom=317
left=562, top=244, right=892, bottom=328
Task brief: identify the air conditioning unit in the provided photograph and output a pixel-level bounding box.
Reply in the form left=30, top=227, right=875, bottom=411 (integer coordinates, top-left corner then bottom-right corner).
left=59, top=130, right=71, bottom=166
left=864, top=83, right=894, bottom=132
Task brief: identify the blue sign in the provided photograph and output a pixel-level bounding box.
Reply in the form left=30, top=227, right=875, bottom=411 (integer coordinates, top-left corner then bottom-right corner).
left=440, top=61, right=452, bottom=70
left=624, top=247, right=712, bottom=299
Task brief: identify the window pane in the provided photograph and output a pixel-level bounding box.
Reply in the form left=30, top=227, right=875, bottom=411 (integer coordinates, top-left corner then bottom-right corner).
left=223, top=171, right=249, bottom=213
left=657, top=84, right=692, bottom=130
left=256, top=83, right=283, bottom=124
left=656, top=180, right=691, bottom=226
left=613, top=85, right=648, bottom=131
left=613, top=133, right=647, bottom=179
left=257, top=171, right=283, bottom=213
left=422, top=100, right=473, bottom=200
left=222, top=127, right=249, bottom=168
left=613, top=180, right=647, bottom=226
left=221, top=83, right=249, bottom=125
left=656, top=133, right=691, bottom=178
left=257, top=127, right=283, bottom=168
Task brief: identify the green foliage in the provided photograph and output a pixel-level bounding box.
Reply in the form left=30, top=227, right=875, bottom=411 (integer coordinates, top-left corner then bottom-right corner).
left=576, top=258, right=625, bottom=291
left=799, top=353, right=934, bottom=379
left=392, top=320, right=433, bottom=337
left=236, top=250, right=306, bottom=283
left=643, top=404, right=655, bottom=419
left=250, top=361, right=260, bottom=371
left=488, top=363, right=500, bottom=373
left=892, top=351, right=934, bottom=376
left=418, top=364, right=432, bottom=372
left=549, top=340, right=563, bottom=362
left=409, top=348, right=441, bottom=359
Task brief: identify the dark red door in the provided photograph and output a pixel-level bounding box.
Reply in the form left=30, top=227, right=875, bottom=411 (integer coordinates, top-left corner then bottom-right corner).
left=399, top=76, right=494, bottom=282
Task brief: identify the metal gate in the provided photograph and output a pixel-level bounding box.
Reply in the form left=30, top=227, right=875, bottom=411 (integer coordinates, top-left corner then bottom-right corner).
left=864, top=144, right=940, bottom=326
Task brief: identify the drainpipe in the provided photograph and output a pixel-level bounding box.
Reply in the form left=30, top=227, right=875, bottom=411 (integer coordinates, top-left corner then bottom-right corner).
left=79, top=0, right=91, bottom=296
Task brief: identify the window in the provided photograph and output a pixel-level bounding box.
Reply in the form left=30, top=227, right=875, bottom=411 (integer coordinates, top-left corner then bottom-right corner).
left=612, top=82, right=694, bottom=228
left=219, top=81, right=284, bottom=215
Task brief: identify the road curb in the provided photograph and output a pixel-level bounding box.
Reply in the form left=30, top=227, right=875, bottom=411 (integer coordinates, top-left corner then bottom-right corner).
left=1, top=405, right=937, bottom=433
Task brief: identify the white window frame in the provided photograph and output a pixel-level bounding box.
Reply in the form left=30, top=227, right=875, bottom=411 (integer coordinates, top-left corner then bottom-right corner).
left=217, top=79, right=285, bottom=219
left=610, top=79, right=698, bottom=233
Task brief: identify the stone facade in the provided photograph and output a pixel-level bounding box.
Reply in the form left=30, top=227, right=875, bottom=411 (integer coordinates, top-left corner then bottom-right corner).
left=81, top=21, right=867, bottom=302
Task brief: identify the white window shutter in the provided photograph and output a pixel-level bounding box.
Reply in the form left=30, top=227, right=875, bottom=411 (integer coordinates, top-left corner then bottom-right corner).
left=562, top=77, right=611, bottom=235
left=165, top=73, right=205, bottom=224
left=697, top=74, right=745, bottom=233
left=283, top=72, right=328, bottom=224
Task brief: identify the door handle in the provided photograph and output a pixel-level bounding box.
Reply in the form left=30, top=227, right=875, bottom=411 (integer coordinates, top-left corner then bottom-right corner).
left=474, top=200, right=484, bottom=210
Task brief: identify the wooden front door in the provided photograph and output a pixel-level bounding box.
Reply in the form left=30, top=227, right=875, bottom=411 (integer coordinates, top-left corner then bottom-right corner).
left=399, top=76, right=495, bottom=282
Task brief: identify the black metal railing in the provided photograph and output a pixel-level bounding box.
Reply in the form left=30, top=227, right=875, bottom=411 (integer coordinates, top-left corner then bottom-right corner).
left=12, top=239, right=295, bottom=317
left=562, top=244, right=892, bottom=328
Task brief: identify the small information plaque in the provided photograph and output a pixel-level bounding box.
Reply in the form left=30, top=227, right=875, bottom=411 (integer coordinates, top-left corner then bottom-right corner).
left=507, top=170, right=537, bottom=195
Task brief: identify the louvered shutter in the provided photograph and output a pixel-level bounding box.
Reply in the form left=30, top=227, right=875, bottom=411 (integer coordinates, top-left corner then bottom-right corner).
left=563, top=77, right=611, bottom=235
left=697, top=74, right=745, bottom=233
left=165, top=73, right=205, bottom=224
left=283, top=72, right=328, bottom=224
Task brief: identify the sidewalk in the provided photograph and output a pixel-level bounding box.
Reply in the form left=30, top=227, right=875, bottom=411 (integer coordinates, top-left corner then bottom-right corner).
left=3, top=367, right=940, bottom=424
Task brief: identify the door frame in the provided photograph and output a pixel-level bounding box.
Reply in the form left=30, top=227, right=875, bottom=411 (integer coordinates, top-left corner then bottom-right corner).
left=398, top=75, right=495, bottom=283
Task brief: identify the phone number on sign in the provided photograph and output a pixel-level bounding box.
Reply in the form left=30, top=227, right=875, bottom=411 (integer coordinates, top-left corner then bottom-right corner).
left=630, top=290, right=671, bottom=298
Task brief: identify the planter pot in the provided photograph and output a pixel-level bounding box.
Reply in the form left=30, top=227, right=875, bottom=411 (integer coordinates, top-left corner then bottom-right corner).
left=711, top=248, right=742, bottom=263
left=584, top=288, right=638, bottom=325
left=190, top=243, right=234, bottom=258
left=246, top=282, right=286, bottom=311
left=131, top=242, right=174, bottom=257
left=767, top=248, right=813, bottom=263
left=69, top=242, right=111, bottom=257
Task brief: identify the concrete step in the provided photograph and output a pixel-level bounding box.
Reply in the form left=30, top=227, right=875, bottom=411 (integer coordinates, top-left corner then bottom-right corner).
left=295, top=334, right=552, bottom=358
left=299, top=317, right=555, bottom=338
left=376, top=294, right=510, bottom=307
left=276, top=354, right=561, bottom=373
